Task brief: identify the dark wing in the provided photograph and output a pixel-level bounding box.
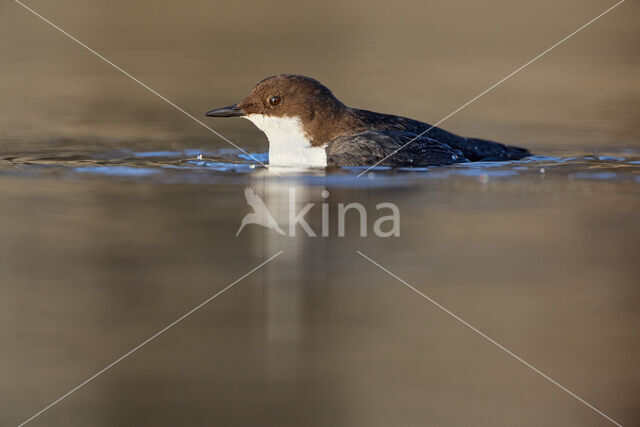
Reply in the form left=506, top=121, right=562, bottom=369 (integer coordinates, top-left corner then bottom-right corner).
left=326, top=130, right=468, bottom=167
left=352, top=109, right=531, bottom=162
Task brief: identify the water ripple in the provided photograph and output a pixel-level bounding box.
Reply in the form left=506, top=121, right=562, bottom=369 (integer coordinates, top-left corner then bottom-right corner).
left=1, top=147, right=638, bottom=185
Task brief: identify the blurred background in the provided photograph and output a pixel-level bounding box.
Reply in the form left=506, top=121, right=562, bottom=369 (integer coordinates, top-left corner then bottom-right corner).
left=1, top=0, right=639, bottom=426
left=1, top=0, right=638, bottom=150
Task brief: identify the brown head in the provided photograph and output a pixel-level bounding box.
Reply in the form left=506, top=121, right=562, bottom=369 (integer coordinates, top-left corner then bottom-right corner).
left=205, top=75, right=353, bottom=147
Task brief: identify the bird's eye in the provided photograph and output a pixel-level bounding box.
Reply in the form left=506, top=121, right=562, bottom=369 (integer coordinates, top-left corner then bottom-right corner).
left=269, top=95, right=281, bottom=106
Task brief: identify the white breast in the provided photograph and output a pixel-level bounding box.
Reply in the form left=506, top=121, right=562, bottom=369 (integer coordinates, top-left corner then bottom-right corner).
left=244, top=114, right=327, bottom=167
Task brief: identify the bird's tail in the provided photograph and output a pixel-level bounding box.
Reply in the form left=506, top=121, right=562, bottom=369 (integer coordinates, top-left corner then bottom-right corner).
left=460, top=138, right=531, bottom=161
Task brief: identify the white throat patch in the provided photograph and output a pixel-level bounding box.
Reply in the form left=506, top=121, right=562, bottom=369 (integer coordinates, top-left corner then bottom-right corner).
left=244, top=114, right=327, bottom=167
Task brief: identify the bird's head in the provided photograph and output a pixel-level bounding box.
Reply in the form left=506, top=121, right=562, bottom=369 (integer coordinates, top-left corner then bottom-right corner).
left=205, top=75, right=348, bottom=148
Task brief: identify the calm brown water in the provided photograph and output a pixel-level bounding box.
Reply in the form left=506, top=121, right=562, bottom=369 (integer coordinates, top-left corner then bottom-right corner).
left=1, top=1, right=639, bottom=426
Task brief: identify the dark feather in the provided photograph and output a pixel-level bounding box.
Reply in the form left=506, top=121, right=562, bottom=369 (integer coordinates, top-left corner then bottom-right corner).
left=341, top=109, right=531, bottom=165
left=326, top=130, right=467, bottom=167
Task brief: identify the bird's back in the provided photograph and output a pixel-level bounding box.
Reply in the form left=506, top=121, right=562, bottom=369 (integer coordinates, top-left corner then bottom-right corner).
left=326, top=109, right=530, bottom=166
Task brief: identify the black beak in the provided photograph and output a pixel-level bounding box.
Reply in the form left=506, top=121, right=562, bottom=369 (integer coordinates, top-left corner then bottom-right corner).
left=205, top=104, right=245, bottom=118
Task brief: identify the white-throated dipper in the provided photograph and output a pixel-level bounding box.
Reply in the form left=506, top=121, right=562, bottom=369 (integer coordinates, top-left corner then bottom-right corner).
left=205, top=74, right=530, bottom=167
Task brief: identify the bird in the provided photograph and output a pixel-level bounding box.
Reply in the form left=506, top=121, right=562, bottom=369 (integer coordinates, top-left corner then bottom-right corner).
left=236, top=187, right=285, bottom=236
left=205, top=74, right=530, bottom=168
